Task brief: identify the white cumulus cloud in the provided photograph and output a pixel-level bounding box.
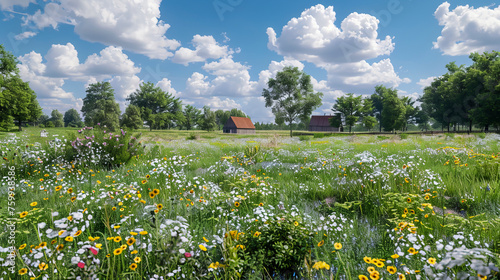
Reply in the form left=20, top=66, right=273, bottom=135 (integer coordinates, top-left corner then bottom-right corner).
left=417, top=76, right=437, bottom=90
left=172, top=35, right=229, bottom=65
left=267, top=4, right=407, bottom=93
left=17, top=43, right=143, bottom=110
left=433, top=2, right=500, bottom=56
left=267, top=4, right=394, bottom=65
left=156, top=78, right=178, bottom=96
left=183, top=56, right=257, bottom=97
left=24, top=0, right=180, bottom=59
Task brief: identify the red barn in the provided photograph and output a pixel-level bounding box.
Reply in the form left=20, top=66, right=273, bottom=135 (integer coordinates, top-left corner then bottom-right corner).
left=223, top=116, right=256, bottom=134
left=308, top=115, right=341, bottom=132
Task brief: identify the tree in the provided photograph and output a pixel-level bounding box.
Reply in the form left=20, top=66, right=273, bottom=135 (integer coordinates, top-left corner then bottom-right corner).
left=3, top=76, right=40, bottom=131
left=50, top=109, right=64, bottom=127
left=198, top=106, right=217, bottom=132
left=64, top=109, right=82, bottom=127
left=1, top=45, right=41, bottom=131
left=127, top=82, right=181, bottom=131
left=28, top=98, right=43, bottom=126
left=262, top=66, right=323, bottom=137
left=0, top=45, right=19, bottom=130
left=468, top=51, right=500, bottom=131
left=415, top=106, right=430, bottom=131
left=215, top=110, right=227, bottom=130
left=81, top=82, right=121, bottom=131
left=182, top=105, right=201, bottom=130
left=401, top=96, right=417, bottom=131
left=370, top=86, right=386, bottom=132
left=38, top=114, right=50, bottom=126
left=381, top=88, right=406, bottom=131
left=121, top=104, right=143, bottom=129
left=331, top=93, right=363, bottom=133
left=362, top=116, right=377, bottom=131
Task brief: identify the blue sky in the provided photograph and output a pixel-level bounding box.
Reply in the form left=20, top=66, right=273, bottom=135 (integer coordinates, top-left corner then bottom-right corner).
left=1, top=0, right=499, bottom=123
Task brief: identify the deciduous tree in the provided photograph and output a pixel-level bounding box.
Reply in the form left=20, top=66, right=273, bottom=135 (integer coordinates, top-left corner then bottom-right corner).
left=262, top=66, right=323, bottom=137
left=81, top=82, right=121, bottom=131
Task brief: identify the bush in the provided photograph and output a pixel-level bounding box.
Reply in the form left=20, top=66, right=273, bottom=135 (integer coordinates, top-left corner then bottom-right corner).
left=400, top=133, right=408, bottom=140
left=45, top=121, right=54, bottom=128
left=39, top=124, right=45, bottom=128
left=313, top=133, right=325, bottom=138
left=299, top=135, right=312, bottom=141
left=477, top=132, right=486, bottom=139
left=445, top=132, right=455, bottom=139
left=64, top=125, right=143, bottom=169
left=186, top=133, right=197, bottom=140
left=238, top=215, right=313, bottom=277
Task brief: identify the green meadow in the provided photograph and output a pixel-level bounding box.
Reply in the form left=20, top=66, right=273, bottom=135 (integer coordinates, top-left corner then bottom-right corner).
left=1, top=127, right=499, bottom=279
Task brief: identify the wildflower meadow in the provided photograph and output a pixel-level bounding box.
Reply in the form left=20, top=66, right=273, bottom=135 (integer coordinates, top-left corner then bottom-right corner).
left=1, top=128, right=499, bottom=280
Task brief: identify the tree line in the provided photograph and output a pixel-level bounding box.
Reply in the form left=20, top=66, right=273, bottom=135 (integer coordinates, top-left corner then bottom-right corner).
left=78, top=81, right=249, bottom=132
left=2, top=42, right=498, bottom=133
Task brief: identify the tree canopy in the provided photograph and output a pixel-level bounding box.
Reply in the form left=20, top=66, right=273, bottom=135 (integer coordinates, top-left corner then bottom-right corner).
left=0, top=45, right=41, bottom=131
left=81, top=82, right=121, bottom=131
left=63, top=109, right=83, bottom=127
left=121, top=104, right=143, bottom=130
left=127, top=82, right=183, bottom=130
left=421, top=51, right=500, bottom=131
left=262, top=66, right=323, bottom=137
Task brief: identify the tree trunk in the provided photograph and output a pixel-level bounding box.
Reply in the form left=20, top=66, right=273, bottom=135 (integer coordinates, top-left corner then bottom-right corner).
left=289, top=121, right=293, bottom=137
left=18, top=118, right=22, bottom=131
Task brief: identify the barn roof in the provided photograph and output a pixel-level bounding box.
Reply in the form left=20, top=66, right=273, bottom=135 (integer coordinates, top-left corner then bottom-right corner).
left=228, top=116, right=255, bottom=129
left=309, top=115, right=334, bottom=127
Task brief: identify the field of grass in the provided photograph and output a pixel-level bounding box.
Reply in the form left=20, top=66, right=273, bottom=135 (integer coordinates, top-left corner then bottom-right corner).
left=0, top=127, right=499, bottom=279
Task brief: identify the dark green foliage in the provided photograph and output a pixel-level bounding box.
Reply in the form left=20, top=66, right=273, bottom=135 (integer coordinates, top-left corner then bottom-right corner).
left=262, top=66, right=323, bottom=137
left=51, top=109, right=64, bottom=127
left=422, top=52, right=500, bottom=132
left=64, top=109, right=82, bottom=127
left=238, top=215, right=313, bottom=277
left=181, top=105, right=201, bottom=130
left=81, top=82, right=121, bottom=131
left=332, top=93, right=364, bottom=133
left=127, top=82, right=183, bottom=130
left=198, top=106, right=217, bottom=132
left=120, top=104, right=143, bottom=130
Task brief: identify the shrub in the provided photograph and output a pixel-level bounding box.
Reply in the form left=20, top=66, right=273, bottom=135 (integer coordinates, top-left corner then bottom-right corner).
left=313, top=133, right=325, bottom=138
left=238, top=215, right=313, bottom=277
left=39, top=124, right=45, bottom=128
left=64, top=124, right=143, bottom=169
left=445, top=132, right=455, bottom=139
left=186, top=133, right=197, bottom=140
left=400, top=133, right=408, bottom=140
left=299, top=135, right=312, bottom=141
left=45, top=121, right=54, bottom=128
left=477, top=132, right=486, bottom=139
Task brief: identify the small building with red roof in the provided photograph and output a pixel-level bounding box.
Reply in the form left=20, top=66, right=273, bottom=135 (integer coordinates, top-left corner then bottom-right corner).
left=309, top=115, right=342, bottom=132
left=223, top=116, right=255, bottom=134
